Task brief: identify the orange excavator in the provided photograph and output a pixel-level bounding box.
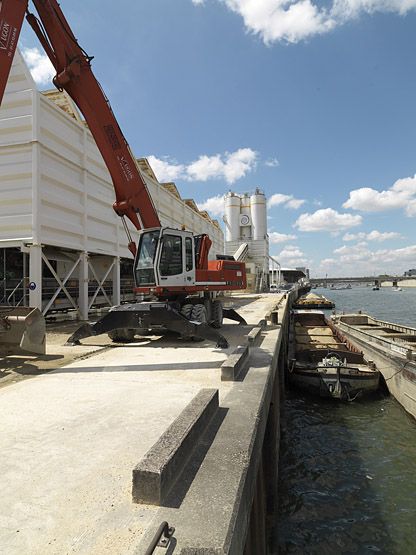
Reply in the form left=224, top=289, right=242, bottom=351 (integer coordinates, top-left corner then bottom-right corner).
left=0, top=0, right=247, bottom=348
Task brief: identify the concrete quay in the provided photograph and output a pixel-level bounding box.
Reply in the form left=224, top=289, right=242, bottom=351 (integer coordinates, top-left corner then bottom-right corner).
left=0, top=293, right=292, bottom=554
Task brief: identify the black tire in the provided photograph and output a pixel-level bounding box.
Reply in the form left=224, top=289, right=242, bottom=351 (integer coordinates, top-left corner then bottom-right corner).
left=191, top=304, right=207, bottom=324
left=180, top=303, right=194, bottom=320
left=183, top=304, right=207, bottom=342
left=211, top=300, right=223, bottom=328
left=108, top=328, right=135, bottom=342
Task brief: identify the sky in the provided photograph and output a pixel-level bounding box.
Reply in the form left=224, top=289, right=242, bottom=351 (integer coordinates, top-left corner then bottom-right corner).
left=16, top=0, right=416, bottom=278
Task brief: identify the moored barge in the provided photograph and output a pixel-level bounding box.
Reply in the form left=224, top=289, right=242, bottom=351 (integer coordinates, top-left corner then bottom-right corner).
left=288, top=310, right=379, bottom=400
left=293, top=293, right=335, bottom=309
left=332, top=314, right=416, bottom=418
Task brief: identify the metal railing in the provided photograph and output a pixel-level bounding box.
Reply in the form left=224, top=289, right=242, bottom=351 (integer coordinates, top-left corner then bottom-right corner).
left=144, top=521, right=175, bottom=555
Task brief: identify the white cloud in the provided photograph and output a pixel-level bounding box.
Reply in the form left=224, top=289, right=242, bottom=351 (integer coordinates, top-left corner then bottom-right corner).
left=192, top=0, right=205, bottom=4
left=268, top=193, right=305, bottom=209
left=269, top=231, right=297, bottom=243
left=147, top=155, right=185, bottom=182
left=343, top=174, right=416, bottom=217
left=265, top=157, right=280, bottom=167
left=334, top=242, right=416, bottom=266
left=286, top=198, right=305, bottom=209
left=275, top=244, right=308, bottom=267
left=148, top=148, right=257, bottom=184
left=222, top=0, right=335, bottom=44
left=315, top=242, right=416, bottom=277
left=343, top=230, right=402, bottom=242
left=279, top=245, right=304, bottom=258
left=331, top=0, right=416, bottom=20
left=197, top=195, right=224, bottom=216
left=295, top=208, right=362, bottom=232
left=268, top=193, right=291, bottom=206
left=21, top=47, right=55, bottom=87
left=195, top=0, right=416, bottom=44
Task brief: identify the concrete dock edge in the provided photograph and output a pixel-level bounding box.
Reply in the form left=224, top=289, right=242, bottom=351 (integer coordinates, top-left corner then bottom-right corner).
left=132, top=388, right=219, bottom=506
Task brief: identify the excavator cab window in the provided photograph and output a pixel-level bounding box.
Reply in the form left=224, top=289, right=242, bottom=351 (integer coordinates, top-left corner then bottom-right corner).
left=185, top=237, right=193, bottom=271
left=159, top=235, right=183, bottom=276
left=135, top=230, right=160, bottom=286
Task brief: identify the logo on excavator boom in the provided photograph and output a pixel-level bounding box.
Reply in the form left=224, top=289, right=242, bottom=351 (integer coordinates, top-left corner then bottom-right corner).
left=0, top=20, right=11, bottom=50
left=119, top=155, right=134, bottom=181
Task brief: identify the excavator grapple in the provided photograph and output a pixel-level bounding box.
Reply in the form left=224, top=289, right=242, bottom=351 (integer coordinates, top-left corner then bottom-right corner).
left=0, top=306, right=46, bottom=355
left=66, top=302, right=247, bottom=349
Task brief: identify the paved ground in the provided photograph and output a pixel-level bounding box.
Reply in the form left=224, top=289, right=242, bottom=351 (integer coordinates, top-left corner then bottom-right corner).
left=0, top=294, right=282, bottom=555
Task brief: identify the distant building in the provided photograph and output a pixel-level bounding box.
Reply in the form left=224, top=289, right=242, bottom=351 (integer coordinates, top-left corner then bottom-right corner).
left=296, top=266, right=310, bottom=279
left=404, top=269, right=416, bottom=277
left=271, top=267, right=307, bottom=284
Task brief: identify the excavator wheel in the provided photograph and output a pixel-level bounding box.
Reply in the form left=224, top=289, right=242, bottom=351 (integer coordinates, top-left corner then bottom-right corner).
left=108, top=328, right=135, bottom=343
left=211, top=300, right=223, bottom=329
left=180, top=304, right=193, bottom=320
left=191, top=304, right=207, bottom=324
left=180, top=303, right=207, bottom=342
left=189, top=304, right=207, bottom=342
left=179, top=303, right=196, bottom=342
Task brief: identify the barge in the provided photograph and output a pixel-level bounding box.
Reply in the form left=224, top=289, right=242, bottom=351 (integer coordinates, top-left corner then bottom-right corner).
left=288, top=310, right=379, bottom=400
left=293, top=293, right=335, bottom=309
left=332, top=314, right=416, bottom=419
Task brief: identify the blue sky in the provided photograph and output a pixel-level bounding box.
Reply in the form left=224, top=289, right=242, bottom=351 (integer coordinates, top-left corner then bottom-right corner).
left=17, top=0, right=416, bottom=277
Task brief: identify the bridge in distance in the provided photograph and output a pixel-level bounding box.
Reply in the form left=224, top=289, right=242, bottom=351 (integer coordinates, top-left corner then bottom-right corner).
left=310, top=275, right=412, bottom=285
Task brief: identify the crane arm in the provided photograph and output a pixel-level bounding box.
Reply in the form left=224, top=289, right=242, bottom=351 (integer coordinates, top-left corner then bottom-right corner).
left=0, top=0, right=161, bottom=255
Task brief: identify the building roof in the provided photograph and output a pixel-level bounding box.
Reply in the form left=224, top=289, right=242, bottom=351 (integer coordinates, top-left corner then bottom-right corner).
left=42, top=89, right=85, bottom=124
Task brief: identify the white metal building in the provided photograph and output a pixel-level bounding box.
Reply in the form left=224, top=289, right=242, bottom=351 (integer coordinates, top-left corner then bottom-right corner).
left=224, top=189, right=269, bottom=291
left=0, top=50, right=223, bottom=318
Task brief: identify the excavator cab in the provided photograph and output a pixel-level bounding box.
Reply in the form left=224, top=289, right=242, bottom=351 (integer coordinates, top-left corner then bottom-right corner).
left=134, top=228, right=196, bottom=291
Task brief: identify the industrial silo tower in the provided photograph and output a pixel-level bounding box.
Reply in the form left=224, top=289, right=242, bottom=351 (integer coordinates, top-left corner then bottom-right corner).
left=224, top=189, right=269, bottom=292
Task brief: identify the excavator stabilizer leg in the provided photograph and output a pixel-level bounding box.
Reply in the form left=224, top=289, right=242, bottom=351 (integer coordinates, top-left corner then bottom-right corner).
left=223, top=308, right=247, bottom=325
left=0, top=306, right=46, bottom=355
left=66, top=302, right=229, bottom=348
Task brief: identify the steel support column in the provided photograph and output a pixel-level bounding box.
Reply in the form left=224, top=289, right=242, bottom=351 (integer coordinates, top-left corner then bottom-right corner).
left=29, top=244, right=43, bottom=310
left=79, top=252, right=89, bottom=320
left=112, top=256, right=120, bottom=306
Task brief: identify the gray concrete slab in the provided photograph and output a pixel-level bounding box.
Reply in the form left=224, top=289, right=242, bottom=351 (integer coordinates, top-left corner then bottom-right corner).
left=0, top=294, right=284, bottom=554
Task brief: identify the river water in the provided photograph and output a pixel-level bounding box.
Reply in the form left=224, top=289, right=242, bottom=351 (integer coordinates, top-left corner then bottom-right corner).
left=276, top=286, right=416, bottom=554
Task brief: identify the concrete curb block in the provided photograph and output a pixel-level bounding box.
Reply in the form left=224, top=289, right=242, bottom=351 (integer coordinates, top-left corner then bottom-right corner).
left=132, top=388, right=219, bottom=506
left=221, top=345, right=249, bottom=381
left=247, top=326, right=262, bottom=347
left=265, top=302, right=279, bottom=322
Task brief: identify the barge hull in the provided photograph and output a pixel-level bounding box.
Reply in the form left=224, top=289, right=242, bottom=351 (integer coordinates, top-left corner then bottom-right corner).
left=334, top=316, right=416, bottom=419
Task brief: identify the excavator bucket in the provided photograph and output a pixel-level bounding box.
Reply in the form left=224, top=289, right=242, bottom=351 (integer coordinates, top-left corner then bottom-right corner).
left=0, top=306, right=46, bottom=355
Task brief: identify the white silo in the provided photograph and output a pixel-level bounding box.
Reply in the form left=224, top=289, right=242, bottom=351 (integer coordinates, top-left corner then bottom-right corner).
left=250, top=188, right=267, bottom=240
left=224, top=192, right=241, bottom=241
left=240, top=193, right=252, bottom=240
